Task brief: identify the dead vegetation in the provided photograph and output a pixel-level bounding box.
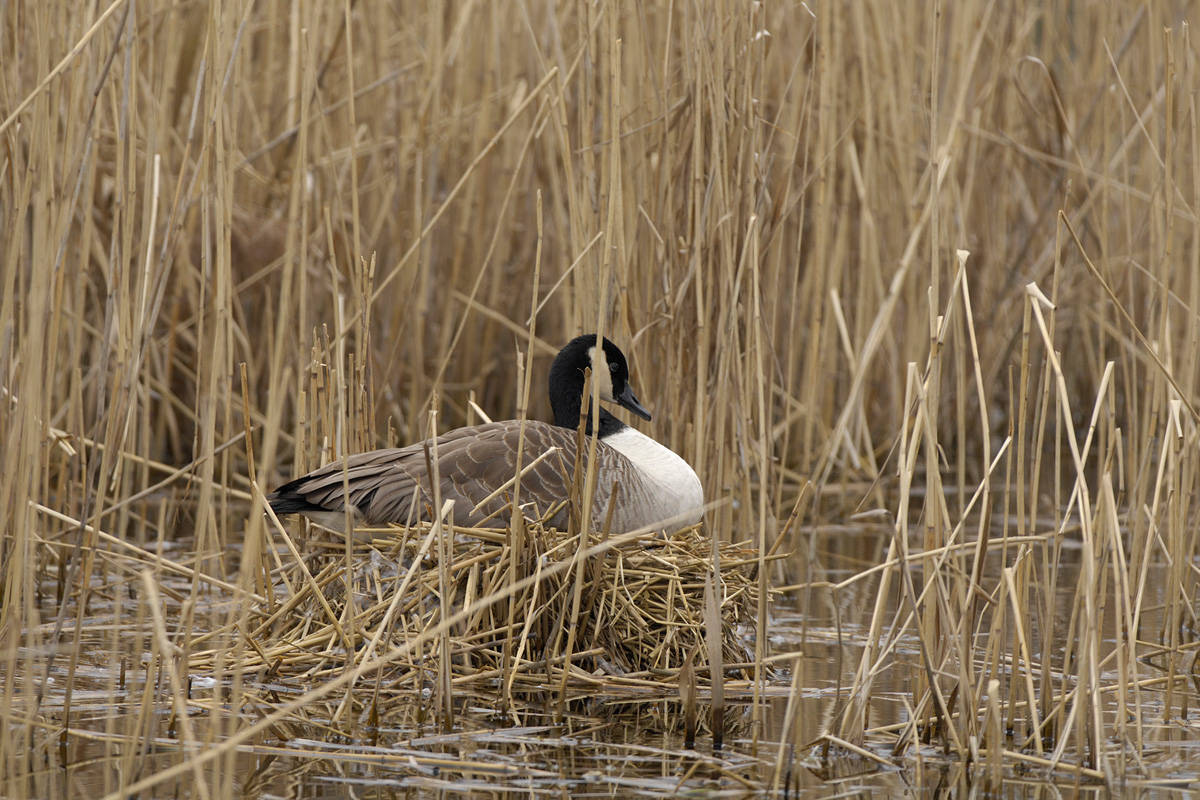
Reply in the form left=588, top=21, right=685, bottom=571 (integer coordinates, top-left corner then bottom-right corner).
left=2, top=0, right=1200, bottom=796
left=196, top=521, right=762, bottom=694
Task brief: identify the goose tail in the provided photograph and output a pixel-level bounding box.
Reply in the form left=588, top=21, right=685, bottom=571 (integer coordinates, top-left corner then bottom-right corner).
left=266, top=477, right=331, bottom=517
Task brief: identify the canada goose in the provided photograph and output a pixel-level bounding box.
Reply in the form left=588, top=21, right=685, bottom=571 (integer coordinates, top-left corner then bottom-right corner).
left=267, top=334, right=703, bottom=535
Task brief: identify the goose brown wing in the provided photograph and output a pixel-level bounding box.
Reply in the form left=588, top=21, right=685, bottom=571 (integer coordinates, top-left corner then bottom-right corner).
left=268, top=422, right=583, bottom=528
left=437, top=421, right=579, bottom=527
left=267, top=446, right=427, bottom=523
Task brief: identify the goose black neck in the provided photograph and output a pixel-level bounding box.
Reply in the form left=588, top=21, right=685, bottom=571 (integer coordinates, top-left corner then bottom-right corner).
left=558, top=398, right=626, bottom=437
left=549, top=380, right=626, bottom=438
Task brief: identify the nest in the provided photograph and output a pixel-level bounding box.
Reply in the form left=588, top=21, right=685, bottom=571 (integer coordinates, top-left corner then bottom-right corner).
left=214, top=522, right=764, bottom=695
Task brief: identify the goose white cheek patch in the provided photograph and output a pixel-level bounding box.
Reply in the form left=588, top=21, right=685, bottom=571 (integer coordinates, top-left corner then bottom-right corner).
left=587, top=346, right=616, bottom=402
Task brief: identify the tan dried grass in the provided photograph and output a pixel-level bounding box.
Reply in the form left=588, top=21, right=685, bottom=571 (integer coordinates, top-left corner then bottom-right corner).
left=194, top=521, right=765, bottom=694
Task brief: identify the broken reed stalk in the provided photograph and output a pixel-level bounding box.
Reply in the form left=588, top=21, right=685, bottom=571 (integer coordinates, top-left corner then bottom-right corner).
left=437, top=502, right=455, bottom=732
left=680, top=645, right=698, bottom=748
left=704, top=572, right=726, bottom=748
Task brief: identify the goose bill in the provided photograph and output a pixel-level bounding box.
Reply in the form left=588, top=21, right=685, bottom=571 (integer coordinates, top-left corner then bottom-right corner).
left=618, top=384, right=652, bottom=421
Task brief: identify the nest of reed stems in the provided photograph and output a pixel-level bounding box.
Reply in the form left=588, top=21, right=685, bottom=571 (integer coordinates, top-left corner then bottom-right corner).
left=210, top=519, right=762, bottom=696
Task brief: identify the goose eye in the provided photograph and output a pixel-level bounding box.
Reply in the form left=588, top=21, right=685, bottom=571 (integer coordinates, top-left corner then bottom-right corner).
left=609, top=363, right=619, bottom=373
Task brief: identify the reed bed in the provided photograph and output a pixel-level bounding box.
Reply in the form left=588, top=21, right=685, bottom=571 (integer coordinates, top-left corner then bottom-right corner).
left=3, top=0, right=1200, bottom=796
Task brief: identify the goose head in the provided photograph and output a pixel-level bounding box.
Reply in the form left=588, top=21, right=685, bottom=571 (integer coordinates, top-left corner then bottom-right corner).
left=548, top=334, right=651, bottom=433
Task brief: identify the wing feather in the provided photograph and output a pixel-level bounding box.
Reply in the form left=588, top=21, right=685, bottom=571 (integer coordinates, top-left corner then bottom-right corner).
left=268, top=422, right=615, bottom=530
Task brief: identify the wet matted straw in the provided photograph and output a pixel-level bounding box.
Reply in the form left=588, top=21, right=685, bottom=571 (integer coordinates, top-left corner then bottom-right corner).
left=195, top=521, right=765, bottom=695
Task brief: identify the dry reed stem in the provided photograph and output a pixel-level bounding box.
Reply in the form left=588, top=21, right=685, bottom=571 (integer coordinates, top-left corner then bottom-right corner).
left=4, top=1, right=1200, bottom=794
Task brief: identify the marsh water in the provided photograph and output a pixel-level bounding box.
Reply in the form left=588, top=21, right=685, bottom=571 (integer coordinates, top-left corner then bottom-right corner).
left=15, top=521, right=1200, bottom=799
